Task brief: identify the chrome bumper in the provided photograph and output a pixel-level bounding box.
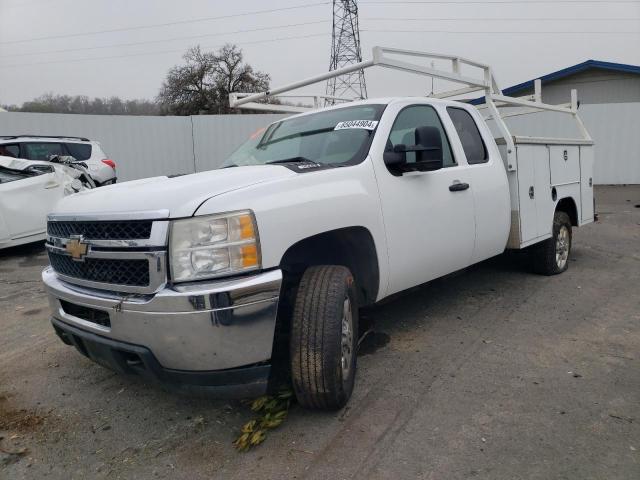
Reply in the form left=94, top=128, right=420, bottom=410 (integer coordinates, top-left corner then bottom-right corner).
left=42, top=267, right=282, bottom=372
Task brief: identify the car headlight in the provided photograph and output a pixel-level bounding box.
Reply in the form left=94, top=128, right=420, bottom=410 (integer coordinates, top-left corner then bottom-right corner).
left=169, top=210, right=261, bottom=282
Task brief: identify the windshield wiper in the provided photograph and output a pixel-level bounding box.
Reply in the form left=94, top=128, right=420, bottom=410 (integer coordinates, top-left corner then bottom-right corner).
left=266, top=156, right=317, bottom=165
left=258, top=127, right=336, bottom=149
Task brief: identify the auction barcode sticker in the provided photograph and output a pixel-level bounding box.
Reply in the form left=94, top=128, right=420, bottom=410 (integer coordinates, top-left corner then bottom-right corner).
left=334, top=120, right=379, bottom=131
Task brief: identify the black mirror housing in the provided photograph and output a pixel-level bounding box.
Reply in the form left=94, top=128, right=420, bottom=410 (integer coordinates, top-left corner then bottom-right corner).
left=384, top=126, right=444, bottom=174
left=383, top=149, right=407, bottom=171
left=414, top=126, right=443, bottom=171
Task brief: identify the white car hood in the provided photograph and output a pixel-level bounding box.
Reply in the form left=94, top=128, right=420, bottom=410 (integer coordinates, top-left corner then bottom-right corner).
left=0, top=156, right=45, bottom=171
left=51, top=166, right=297, bottom=218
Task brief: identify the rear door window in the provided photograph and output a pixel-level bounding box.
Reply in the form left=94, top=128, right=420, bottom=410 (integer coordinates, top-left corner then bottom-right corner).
left=64, top=143, right=92, bottom=160
left=23, top=142, right=65, bottom=160
left=447, top=107, right=488, bottom=164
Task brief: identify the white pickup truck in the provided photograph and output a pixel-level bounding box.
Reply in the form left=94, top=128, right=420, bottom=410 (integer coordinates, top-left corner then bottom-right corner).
left=42, top=48, right=594, bottom=410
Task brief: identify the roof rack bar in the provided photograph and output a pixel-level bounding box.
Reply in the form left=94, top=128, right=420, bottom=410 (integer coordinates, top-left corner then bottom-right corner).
left=375, top=56, right=487, bottom=88
left=375, top=46, right=489, bottom=70
left=490, top=94, right=574, bottom=114
left=0, top=135, right=90, bottom=141
left=430, top=86, right=486, bottom=99
left=228, top=45, right=592, bottom=163
left=230, top=59, right=375, bottom=108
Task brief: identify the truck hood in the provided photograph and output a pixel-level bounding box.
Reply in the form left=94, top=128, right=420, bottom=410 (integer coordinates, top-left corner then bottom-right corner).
left=51, top=166, right=297, bottom=218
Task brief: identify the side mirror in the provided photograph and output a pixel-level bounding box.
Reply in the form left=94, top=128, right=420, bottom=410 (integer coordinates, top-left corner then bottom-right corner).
left=24, top=164, right=55, bottom=176
left=384, top=126, right=444, bottom=174
left=413, top=125, right=443, bottom=172
left=383, top=148, right=406, bottom=171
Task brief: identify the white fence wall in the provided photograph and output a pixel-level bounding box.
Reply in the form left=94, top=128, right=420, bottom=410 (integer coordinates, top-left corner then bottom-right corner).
left=0, top=112, right=285, bottom=181
left=0, top=105, right=637, bottom=184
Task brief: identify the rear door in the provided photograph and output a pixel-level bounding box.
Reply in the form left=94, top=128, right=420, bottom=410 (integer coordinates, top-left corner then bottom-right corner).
left=372, top=103, right=476, bottom=295
left=0, top=164, right=65, bottom=240
left=446, top=106, right=511, bottom=262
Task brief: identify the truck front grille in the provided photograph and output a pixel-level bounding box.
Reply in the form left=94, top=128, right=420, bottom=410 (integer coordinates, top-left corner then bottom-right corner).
left=48, top=251, right=150, bottom=287
left=47, top=221, right=153, bottom=240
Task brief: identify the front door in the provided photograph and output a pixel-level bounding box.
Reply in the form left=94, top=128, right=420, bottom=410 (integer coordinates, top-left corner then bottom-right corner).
left=373, top=104, right=476, bottom=295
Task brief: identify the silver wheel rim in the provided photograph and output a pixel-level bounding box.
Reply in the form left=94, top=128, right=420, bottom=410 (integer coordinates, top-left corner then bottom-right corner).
left=556, top=225, right=570, bottom=269
left=341, top=297, right=354, bottom=380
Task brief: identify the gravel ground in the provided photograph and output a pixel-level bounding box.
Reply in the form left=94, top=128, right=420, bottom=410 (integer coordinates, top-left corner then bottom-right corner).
left=1, top=185, right=638, bottom=479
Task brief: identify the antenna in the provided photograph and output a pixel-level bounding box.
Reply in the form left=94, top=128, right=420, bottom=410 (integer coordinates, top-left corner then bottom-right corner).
left=325, top=0, right=367, bottom=105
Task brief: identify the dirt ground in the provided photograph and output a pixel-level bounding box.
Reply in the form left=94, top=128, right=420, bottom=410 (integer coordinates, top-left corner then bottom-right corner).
left=1, top=185, right=639, bottom=479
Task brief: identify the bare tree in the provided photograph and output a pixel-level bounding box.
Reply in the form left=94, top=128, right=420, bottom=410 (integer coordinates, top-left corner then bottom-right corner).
left=157, top=44, right=270, bottom=115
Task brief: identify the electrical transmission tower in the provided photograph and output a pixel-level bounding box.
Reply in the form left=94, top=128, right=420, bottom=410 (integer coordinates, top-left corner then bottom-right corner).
left=325, top=0, right=367, bottom=105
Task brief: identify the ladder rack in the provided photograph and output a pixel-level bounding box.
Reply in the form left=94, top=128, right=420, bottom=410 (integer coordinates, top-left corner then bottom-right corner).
left=229, top=46, right=592, bottom=170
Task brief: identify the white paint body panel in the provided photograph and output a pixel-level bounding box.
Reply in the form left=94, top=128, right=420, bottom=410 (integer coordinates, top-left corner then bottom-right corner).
left=53, top=166, right=296, bottom=219
left=366, top=99, right=509, bottom=296
left=0, top=156, right=88, bottom=249
left=195, top=159, right=391, bottom=299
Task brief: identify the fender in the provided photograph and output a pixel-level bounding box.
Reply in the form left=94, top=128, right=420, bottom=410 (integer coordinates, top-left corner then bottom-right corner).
left=194, top=158, right=390, bottom=301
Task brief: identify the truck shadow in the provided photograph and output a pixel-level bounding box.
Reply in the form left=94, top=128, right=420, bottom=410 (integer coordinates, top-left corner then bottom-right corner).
left=358, top=250, right=533, bottom=352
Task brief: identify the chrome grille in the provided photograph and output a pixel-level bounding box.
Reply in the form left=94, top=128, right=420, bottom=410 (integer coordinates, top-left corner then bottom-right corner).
left=46, top=211, right=169, bottom=294
left=47, top=221, right=152, bottom=240
left=48, top=251, right=150, bottom=286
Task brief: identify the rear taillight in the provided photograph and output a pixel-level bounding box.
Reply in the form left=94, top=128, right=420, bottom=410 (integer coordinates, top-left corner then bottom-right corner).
left=101, top=159, right=116, bottom=170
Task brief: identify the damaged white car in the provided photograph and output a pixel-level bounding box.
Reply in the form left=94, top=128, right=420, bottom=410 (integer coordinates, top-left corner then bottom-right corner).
left=0, top=155, right=93, bottom=249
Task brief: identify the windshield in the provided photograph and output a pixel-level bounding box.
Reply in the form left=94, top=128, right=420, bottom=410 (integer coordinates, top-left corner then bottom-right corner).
left=222, top=104, right=386, bottom=168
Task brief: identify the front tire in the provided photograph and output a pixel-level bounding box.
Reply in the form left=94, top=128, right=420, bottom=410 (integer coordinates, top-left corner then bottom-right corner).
left=532, top=211, right=572, bottom=275
left=290, top=265, right=358, bottom=410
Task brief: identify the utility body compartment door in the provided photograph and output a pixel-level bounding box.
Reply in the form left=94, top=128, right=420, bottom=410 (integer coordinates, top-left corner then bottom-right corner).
left=515, top=145, right=554, bottom=245
left=549, top=146, right=580, bottom=186
left=579, top=146, right=594, bottom=222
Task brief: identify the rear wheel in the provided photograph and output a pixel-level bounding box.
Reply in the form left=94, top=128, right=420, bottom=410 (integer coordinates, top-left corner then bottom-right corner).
left=532, top=211, right=572, bottom=275
left=290, top=265, right=358, bottom=410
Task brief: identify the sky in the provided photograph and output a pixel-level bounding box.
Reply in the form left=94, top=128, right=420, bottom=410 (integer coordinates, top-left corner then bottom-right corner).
left=0, top=0, right=639, bottom=106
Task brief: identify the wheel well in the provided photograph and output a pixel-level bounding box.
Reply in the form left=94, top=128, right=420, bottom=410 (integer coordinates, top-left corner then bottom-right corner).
left=279, top=227, right=380, bottom=306
left=556, top=197, right=578, bottom=226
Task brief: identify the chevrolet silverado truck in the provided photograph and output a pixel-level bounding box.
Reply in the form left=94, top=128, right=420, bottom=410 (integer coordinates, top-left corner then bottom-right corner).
left=42, top=48, right=595, bottom=410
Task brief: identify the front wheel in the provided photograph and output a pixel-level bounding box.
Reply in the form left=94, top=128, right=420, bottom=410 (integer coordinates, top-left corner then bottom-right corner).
left=531, top=211, right=572, bottom=275
left=290, top=265, right=358, bottom=410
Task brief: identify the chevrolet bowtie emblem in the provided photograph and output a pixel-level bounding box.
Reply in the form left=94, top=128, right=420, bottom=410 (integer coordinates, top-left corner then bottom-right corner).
left=65, top=237, right=89, bottom=261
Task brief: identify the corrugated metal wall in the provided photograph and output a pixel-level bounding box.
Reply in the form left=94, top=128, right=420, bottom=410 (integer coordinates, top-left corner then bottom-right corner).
left=0, top=106, right=637, bottom=184
left=0, top=112, right=285, bottom=181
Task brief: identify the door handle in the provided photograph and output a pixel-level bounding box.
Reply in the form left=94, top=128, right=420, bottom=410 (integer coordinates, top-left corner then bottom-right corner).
left=449, top=182, right=469, bottom=192
left=44, top=182, right=60, bottom=189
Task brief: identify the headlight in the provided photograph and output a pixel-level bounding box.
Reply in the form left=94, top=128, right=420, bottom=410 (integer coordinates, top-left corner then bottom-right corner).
left=170, top=210, right=260, bottom=282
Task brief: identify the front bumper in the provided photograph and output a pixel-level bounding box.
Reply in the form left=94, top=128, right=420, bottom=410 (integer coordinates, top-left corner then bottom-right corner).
left=42, top=267, right=282, bottom=395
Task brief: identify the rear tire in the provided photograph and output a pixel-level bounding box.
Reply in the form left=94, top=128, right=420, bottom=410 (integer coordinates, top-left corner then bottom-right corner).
left=532, top=211, right=572, bottom=275
left=290, top=265, right=358, bottom=410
